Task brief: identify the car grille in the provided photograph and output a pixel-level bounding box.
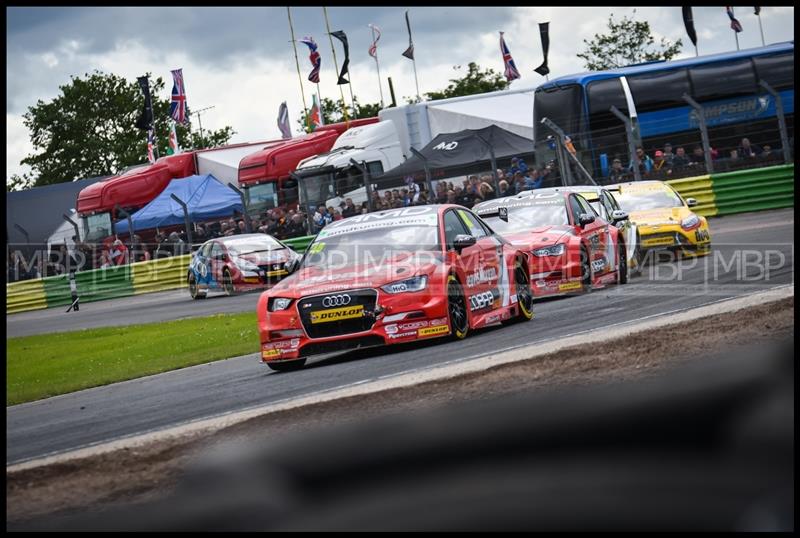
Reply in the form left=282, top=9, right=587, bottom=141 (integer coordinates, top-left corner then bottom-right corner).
left=258, top=263, right=288, bottom=284
left=297, top=289, right=378, bottom=339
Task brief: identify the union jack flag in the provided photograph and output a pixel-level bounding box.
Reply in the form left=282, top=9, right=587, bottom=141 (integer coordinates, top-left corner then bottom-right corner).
left=147, top=128, right=156, bottom=164
left=499, top=32, right=521, bottom=82
left=298, top=37, right=321, bottom=84
left=726, top=6, right=743, bottom=33
left=170, top=69, right=188, bottom=124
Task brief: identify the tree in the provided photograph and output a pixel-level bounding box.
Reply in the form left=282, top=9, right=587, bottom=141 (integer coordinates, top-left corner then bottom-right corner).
left=423, top=62, right=509, bottom=102
left=577, top=11, right=682, bottom=70
left=17, top=70, right=235, bottom=188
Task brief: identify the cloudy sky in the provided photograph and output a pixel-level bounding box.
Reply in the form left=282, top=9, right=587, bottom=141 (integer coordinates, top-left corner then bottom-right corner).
left=6, top=6, right=794, bottom=184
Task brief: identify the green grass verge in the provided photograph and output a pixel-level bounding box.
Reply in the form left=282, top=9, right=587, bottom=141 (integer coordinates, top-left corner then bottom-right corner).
left=7, top=312, right=259, bottom=406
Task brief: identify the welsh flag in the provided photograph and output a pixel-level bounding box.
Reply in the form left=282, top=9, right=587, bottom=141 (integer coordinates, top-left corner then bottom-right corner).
left=308, top=94, right=324, bottom=132
left=167, top=121, right=181, bottom=155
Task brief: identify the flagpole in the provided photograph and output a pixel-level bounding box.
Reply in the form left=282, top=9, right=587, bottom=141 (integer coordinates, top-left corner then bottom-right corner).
left=371, top=25, right=385, bottom=108
left=408, top=10, right=421, bottom=102
left=323, top=6, right=350, bottom=126
left=732, top=7, right=740, bottom=51
left=287, top=7, right=311, bottom=134
left=756, top=10, right=766, bottom=46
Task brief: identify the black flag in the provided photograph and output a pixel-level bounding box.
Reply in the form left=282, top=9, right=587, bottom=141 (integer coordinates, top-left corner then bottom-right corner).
left=754, top=6, right=761, bottom=15
left=402, top=10, right=414, bottom=60
left=682, top=6, right=698, bottom=48
left=534, top=22, right=550, bottom=76
left=135, top=75, right=153, bottom=130
left=330, top=30, right=350, bottom=85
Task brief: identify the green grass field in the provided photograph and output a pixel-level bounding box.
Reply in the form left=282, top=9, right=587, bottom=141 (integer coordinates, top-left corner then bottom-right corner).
left=7, top=312, right=259, bottom=406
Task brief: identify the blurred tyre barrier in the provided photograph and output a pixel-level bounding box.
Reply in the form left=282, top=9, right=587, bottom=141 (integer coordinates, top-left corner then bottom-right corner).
left=709, top=164, right=794, bottom=217
left=6, top=278, right=48, bottom=314
left=6, top=255, right=191, bottom=315
left=666, top=174, right=716, bottom=217
left=131, top=254, right=192, bottom=295
left=282, top=235, right=314, bottom=253
left=668, top=163, right=794, bottom=218
left=42, top=265, right=134, bottom=309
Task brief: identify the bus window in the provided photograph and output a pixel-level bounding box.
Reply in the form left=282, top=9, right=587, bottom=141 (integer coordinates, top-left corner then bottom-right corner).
left=753, top=53, right=794, bottom=90
left=627, top=68, right=692, bottom=113
left=533, top=84, right=585, bottom=144
left=587, top=78, right=628, bottom=129
left=690, top=59, right=757, bottom=102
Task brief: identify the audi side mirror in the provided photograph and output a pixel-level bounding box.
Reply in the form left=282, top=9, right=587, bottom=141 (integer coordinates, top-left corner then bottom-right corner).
left=578, top=213, right=596, bottom=227
left=686, top=197, right=698, bottom=207
left=453, top=234, right=477, bottom=254
left=610, top=209, right=629, bottom=224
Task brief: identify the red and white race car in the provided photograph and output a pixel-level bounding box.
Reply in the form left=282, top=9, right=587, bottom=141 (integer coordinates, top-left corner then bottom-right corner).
left=256, top=205, right=534, bottom=371
left=473, top=188, right=629, bottom=298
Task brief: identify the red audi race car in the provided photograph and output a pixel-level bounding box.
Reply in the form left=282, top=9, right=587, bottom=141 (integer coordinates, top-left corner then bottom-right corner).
left=473, top=188, right=629, bottom=298
left=188, top=233, right=300, bottom=299
left=256, top=205, right=534, bottom=371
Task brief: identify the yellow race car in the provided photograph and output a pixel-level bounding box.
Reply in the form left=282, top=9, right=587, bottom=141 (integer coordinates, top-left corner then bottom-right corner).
left=605, top=180, right=711, bottom=264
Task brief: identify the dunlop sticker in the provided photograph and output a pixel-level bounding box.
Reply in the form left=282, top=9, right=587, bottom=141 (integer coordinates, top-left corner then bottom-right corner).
left=261, top=349, right=281, bottom=359
left=418, top=324, right=449, bottom=337
left=558, top=281, right=582, bottom=292
left=310, top=305, right=364, bottom=324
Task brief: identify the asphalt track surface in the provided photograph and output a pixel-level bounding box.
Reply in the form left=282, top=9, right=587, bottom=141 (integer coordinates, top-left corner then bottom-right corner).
left=6, top=209, right=794, bottom=465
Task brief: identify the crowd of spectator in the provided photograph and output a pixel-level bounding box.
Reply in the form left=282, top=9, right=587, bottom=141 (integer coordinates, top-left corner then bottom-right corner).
left=602, top=137, right=785, bottom=184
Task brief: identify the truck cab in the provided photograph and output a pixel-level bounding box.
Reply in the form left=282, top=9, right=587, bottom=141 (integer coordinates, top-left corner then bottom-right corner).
left=293, top=121, right=406, bottom=211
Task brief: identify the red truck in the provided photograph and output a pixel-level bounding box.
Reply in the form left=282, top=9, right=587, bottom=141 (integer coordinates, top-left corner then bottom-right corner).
left=74, top=117, right=378, bottom=244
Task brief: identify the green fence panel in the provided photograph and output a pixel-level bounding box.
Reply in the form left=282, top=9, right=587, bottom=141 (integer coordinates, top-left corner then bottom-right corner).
left=44, top=264, right=134, bottom=307
left=710, top=164, right=794, bottom=217
left=283, top=235, right=314, bottom=253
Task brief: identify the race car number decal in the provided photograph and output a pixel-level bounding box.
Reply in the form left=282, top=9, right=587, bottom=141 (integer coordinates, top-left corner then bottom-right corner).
left=310, top=305, right=364, bottom=324
left=469, top=289, right=498, bottom=312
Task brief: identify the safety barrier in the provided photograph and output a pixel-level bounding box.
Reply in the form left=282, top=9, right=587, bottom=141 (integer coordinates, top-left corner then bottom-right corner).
left=131, top=254, right=192, bottom=295
left=43, top=264, right=134, bottom=308
left=283, top=235, right=314, bottom=253
left=6, top=278, right=48, bottom=314
left=709, top=164, right=794, bottom=217
left=667, top=164, right=794, bottom=218
left=666, top=175, right=716, bottom=217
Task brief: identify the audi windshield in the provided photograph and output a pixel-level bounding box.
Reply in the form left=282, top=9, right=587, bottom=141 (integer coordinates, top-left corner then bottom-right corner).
left=302, top=225, right=440, bottom=270
left=480, top=203, right=570, bottom=234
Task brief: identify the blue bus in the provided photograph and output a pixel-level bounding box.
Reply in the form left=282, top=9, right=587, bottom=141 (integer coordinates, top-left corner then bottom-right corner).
left=533, top=42, right=794, bottom=180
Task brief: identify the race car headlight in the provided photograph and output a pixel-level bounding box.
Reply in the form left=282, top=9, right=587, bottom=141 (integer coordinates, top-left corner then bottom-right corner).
left=381, top=275, right=428, bottom=294
left=680, top=214, right=701, bottom=230
left=532, top=244, right=566, bottom=257
left=268, top=297, right=293, bottom=311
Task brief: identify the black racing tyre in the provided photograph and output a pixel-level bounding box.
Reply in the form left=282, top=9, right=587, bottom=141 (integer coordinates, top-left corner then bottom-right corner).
left=222, top=269, right=236, bottom=296
left=504, top=262, right=534, bottom=325
left=447, top=275, right=469, bottom=340
left=579, top=246, right=592, bottom=293
left=188, top=272, right=206, bottom=300
left=617, top=240, right=628, bottom=285
left=267, top=359, right=307, bottom=372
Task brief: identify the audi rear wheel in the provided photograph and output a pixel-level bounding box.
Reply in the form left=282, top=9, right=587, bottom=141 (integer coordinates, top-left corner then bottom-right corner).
left=617, top=241, right=628, bottom=285
left=447, top=276, right=469, bottom=340
left=504, top=263, right=533, bottom=325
